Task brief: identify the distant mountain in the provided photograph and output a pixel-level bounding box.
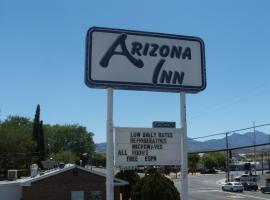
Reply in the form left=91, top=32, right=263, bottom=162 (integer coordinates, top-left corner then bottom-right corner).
left=95, top=143, right=106, bottom=153
left=230, top=131, right=270, bottom=147
left=192, top=131, right=270, bottom=152
left=95, top=131, right=270, bottom=153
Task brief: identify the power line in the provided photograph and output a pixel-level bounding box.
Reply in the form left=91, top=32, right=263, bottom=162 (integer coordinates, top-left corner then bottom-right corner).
left=189, top=142, right=270, bottom=154
left=189, top=123, right=270, bottom=140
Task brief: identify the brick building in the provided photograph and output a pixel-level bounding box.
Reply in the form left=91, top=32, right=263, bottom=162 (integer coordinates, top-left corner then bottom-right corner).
left=0, top=165, right=128, bottom=200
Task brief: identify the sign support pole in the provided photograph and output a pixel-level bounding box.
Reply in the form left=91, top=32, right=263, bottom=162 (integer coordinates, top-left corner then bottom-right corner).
left=180, top=92, right=188, bottom=200
left=106, top=88, right=114, bottom=200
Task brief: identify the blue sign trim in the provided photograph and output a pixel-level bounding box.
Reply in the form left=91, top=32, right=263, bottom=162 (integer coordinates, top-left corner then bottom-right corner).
left=85, top=27, right=206, bottom=93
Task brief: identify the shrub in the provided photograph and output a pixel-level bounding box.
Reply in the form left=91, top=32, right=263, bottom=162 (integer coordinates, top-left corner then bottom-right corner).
left=131, top=171, right=180, bottom=200
left=115, top=170, right=140, bottom=200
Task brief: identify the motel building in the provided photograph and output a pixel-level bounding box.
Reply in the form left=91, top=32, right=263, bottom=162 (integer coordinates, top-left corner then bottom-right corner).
left=0, top=165, right=128, bottom=200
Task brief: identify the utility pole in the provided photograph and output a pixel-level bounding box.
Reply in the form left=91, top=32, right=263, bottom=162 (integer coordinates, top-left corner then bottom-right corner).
left=262, top=152, right=264, bottom=175
left=225, top=132, right=230, bottom=182
left=268, top=151, right=270, bottom=173
left=253, top=121, right=256, bottom=175
left=268, top=136, right=270, bottom=173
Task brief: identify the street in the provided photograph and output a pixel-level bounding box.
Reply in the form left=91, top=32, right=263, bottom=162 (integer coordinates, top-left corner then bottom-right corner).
left=173, top=174, right=270, bottom=200
left=92, top=167, right=270, bottom=199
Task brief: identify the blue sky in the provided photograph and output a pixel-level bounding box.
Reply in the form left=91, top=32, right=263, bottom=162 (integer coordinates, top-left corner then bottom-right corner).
left=1, top=0, right=270, bottom=143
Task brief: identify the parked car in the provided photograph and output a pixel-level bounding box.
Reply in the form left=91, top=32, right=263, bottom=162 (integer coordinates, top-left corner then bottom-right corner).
left=234, top=174, right=260, bottom=182
left=222, top=182, right=244, bottom=192
left=261, top=183, right=270, bottom=193
left=242, top=182, right=258, bottom=191
left=199, top=168, right=217, bottom=174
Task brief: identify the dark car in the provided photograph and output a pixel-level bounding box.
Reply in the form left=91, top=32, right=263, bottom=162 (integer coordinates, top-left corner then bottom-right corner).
left=261, top=183, right=270, bottom=193
left=242, top=182, right=258, bottom=191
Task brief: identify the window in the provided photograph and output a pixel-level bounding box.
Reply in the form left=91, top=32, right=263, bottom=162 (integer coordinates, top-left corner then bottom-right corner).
left=71, top=191, right=84, bottom=200
left=90, top=191, right=102, bottom=200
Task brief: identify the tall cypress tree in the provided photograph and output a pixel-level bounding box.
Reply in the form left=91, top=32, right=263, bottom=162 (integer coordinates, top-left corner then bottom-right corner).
left=32, top=104, right=45, bottom=168
left=39, top=120, right=45, bottom=161
left=33, top=104, right=40, bottom=144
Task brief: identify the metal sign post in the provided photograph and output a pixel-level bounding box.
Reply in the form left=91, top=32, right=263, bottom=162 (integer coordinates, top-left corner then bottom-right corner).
left=180, top=92, right=188, bottom=200
left=106, top=88, right=114, bottom=200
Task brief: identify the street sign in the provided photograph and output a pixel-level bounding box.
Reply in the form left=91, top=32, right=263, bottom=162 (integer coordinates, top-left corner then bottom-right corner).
left=85, top=27, right=206, bottom=93
left=114, top=127, right=182, bottom=166
left=152, top=121, right=176, bottom=128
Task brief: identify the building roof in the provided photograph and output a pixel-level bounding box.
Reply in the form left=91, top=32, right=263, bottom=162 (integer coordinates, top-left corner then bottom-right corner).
left=0, top=165, right=128, bottom=187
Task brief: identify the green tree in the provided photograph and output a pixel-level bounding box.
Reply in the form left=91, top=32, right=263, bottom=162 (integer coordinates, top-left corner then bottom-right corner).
left=45, top=124, right=95, bottom=165
left=0, top=116, right=35, bottom=177
left=91, top=152, right=106, bottom=167
left=188, top=153, right=200, bottom=174
left=131, top=171, right=180, bottom=200
left=32, top=105, right=45, bottom=168
left=210, top=152, right=226, bottom=169
left=32, top=104, right=40, bottom=150
left=38, top=120, right=45, bottom=161
left=0, top=113, right=95, bottom=177
left=115, top=170, right=140, bottom=200
left=202, top=153, right=218, bottom=173
left=53, top=150, right=79, bottom=163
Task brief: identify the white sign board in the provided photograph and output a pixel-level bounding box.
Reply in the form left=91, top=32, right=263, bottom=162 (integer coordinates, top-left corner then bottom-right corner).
left=85, top=27, right=206, bottom=93
left=114, top=127, right=182, bottom=166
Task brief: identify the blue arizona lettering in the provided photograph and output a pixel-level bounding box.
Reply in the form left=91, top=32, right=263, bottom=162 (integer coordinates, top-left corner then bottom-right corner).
left=100, top=34, right=191, bottom=85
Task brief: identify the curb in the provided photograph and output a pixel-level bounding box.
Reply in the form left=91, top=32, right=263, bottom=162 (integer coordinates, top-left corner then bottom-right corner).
left=216, top=178, right=226, bottom=186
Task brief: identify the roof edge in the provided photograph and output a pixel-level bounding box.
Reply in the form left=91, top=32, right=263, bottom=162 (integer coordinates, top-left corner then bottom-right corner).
left=19, top=165, right=128, bottom=186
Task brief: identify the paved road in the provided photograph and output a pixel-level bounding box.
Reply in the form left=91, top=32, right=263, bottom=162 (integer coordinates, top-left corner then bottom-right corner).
left=173, top=174, right=270, bottom=200
left=92, top=167, right=270, bottom=199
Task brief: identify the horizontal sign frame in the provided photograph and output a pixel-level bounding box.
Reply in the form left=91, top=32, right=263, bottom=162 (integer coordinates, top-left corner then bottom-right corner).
left=85, top=27, right=206, bottom=93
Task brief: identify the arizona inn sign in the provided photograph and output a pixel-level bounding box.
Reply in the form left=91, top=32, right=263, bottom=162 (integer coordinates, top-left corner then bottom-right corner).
left=85, top=27, right=206, bottom=93
left=85, top=27, right=206, bottom=200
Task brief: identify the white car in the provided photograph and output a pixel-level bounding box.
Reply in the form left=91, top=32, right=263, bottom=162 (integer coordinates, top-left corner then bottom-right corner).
left=234, top=174, right=260, bottom=182
left=222, top=182, right=244, bottom=192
